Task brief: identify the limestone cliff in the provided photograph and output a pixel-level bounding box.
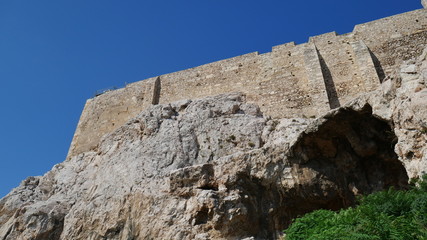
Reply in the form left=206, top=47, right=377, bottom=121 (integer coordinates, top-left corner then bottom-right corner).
left=0, top=47, right=426, bottom=239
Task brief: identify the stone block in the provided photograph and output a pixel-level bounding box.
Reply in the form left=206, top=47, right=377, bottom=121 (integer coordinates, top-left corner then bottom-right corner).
left=169, top=164, right=217, bottom=195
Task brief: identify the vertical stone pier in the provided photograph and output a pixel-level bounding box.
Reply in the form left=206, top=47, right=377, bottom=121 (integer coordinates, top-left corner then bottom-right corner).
left=351, top=41, right=380, bottom=91
left=303, top=43, right=330, bottom=114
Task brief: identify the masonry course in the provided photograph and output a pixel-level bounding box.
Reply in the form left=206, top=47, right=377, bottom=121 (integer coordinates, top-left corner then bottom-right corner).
left=67, top=5, right=427, bottom=159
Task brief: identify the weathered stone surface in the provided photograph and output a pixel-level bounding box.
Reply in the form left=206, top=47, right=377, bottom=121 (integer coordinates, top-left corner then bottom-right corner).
left=2, top=6, right=427, bottom=237
left=67, top=7, right=427, bottom=159
left=1, top=46, right=426, bottom=239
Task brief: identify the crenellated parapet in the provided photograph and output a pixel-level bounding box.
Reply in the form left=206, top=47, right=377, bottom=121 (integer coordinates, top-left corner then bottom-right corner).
left=66, top=6, right=427, bottom=159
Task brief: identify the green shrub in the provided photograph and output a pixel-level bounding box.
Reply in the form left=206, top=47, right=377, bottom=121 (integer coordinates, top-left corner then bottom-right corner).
left=284, top=175, right=427, bottom=240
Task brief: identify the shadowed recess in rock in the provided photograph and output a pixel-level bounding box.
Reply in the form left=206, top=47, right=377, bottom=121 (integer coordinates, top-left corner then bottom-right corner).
left=283, top=104, right=408, bottom=224
left=216, top=104, right=410, bottom=239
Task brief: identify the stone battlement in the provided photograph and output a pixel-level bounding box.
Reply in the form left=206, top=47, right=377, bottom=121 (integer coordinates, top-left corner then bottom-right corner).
left=67, top=5, right=427, bottom=159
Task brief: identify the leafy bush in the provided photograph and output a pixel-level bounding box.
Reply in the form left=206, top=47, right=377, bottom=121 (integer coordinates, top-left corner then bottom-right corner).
left=284, top=175, right=427, bottom=240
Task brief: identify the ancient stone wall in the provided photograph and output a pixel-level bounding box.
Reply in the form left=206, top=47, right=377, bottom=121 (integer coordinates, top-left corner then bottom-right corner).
left=67, top=77, right=158, bottom=157
left=67, top=6, right=427, bottom=159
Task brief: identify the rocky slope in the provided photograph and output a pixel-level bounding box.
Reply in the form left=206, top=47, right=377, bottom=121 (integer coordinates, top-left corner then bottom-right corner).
left=1, top=48, right=426, bottom=240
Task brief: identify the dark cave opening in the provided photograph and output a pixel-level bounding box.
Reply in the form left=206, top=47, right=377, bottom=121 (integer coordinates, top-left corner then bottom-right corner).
left=226, top=105, right=410, bottom=239
left=281, top=104, right=409, bottom=226
left=198, top=104, right=409, bottom=240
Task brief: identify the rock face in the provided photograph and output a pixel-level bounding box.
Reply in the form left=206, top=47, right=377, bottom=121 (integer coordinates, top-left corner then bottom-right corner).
left=1, top=49, right=427, bottom=239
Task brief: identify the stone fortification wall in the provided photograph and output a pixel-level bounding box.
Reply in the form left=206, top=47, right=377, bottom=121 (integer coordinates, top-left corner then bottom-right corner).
left=67, top=77, right=159, bottom=157
left=352, top=9, right=427, bottom=75
left=67, top=6, right=427, bottom=159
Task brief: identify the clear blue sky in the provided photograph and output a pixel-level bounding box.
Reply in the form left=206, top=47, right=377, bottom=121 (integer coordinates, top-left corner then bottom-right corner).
left=0, top=1, right=422, bottom=198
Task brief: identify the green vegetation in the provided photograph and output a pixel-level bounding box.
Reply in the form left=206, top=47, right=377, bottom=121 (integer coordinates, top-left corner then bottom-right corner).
left=420, top=122, right=427, bottom=134
left=226, top=135, right=237, bottom=143
left=284, top=175, right=427, bottom=240
left=271, top=120, right=280, bottom=131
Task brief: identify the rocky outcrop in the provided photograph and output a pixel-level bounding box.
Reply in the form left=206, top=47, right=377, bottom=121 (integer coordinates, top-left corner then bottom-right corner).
left=1, top=49, right=426, bottom=239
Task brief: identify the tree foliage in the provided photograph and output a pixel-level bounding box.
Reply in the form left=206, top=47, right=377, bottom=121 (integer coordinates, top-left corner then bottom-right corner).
left=284, top=175, right=427, bottom=240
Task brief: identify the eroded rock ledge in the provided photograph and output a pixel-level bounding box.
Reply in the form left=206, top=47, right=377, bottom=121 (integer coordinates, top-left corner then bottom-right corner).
left=1, top=50, right=426, bottom=239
